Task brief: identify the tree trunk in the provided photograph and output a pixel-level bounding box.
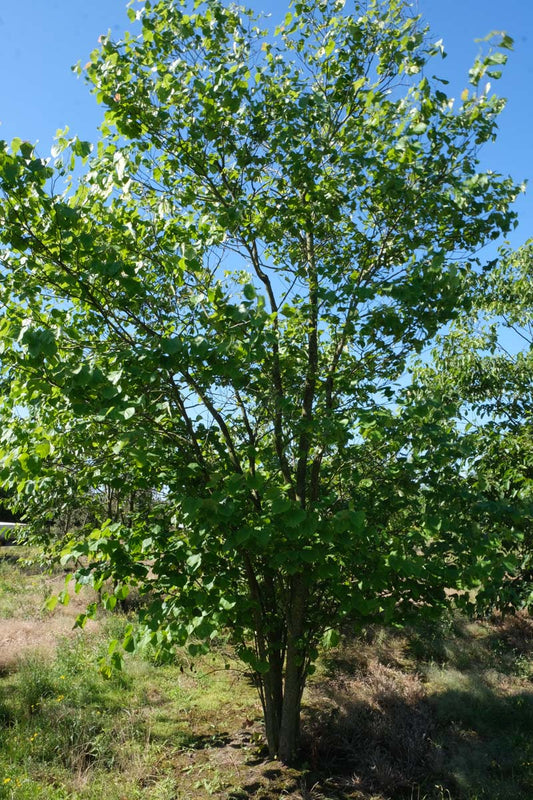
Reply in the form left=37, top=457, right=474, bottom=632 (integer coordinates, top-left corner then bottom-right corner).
left=278, top=643, right=304, bottom=763
left=261, top=642, right=306, bottom=764
left=261, top=659, right=283, bottom=757
left=262, top=574, right=308, bottom=764
left=245, top=558, right=309, bottom=763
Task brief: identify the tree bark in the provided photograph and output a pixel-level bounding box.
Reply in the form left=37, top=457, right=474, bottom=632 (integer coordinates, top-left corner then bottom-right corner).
left=261, top=658, right=283, bottom=757
left=253, top=574, right=309, bottom=763
left=278, top=573, right=308, bottom=763
left=277, top=651, right=304, bottom=764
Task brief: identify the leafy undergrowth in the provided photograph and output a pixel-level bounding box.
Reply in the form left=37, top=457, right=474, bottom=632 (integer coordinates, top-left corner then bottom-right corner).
left=0, top=553, right=532, bottom=799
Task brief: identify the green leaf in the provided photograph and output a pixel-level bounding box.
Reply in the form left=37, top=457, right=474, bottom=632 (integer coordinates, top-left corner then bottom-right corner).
left=161, top=337, right=181, bottom=355
left=114, top=151, right=127, bottom=181
left=72, top=139, right=92, bottom=158
left=284, top=507, right=307, bottom=528
left=187, top=553, right=202, bottom=571
left=271, top=497, right=292, bottom=514
left=35, top=441, right=51, bottom=458
left=57, top=590, right=69, bottom=606
left=45, top=595, right=58, bottom=612
left=332, top=509, right=365, bottom=535
left=322, top=629, right=340, bottom=649
left=324, top=39, right=335, bottom=58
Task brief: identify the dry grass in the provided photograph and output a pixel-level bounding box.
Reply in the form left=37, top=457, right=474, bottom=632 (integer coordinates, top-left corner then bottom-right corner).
left=300, top=617, right=533, bottom=800
left=0, top=550, right=532, bottom=799
left=0, top=551, right=100, bottom=672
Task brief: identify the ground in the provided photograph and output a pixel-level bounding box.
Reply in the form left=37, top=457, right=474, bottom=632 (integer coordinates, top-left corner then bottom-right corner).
left=1, top=547, right=532, bottom=800
left=0, top=550, right=99, bottom=672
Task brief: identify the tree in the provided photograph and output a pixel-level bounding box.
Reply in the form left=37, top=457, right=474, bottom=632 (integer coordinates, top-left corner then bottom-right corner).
left=0, top=0, right=520, bottom=762
left=416, top=241, right=533, bottom=611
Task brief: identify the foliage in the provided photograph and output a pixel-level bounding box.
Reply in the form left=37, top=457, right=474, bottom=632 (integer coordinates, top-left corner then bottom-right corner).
left=0, top=0, right=520, bottom=761
left=416, top=241, right=533, bottom=612
left=0, top=489, right=21, bottom=523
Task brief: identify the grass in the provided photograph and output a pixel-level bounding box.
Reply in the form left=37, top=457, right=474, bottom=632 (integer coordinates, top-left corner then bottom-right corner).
left=0, top=558, right=43, bottom=620
left=0, top=551, right=532, bottom=799
left=0, top=625, right=261, bottom=799
left=304, top=615, right=533, bottom=799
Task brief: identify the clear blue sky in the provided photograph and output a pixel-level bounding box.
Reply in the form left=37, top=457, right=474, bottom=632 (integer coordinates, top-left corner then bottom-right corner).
left=0, top=0, right=531, bottom=249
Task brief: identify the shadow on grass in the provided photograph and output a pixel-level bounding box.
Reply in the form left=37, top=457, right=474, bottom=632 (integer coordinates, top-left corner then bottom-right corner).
left=0, top=552, right=23, bottom=566
left=405, top=612, right=533, bottom=675
left=299, top=656, right=533, bottom=800
left=170, top=729, right=232, bottom=749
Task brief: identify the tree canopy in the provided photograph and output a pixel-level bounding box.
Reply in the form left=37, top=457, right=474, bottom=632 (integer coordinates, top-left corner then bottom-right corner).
left=416, top=241, right=533, bottom=612
left=0, top=0, right=521, bottom=762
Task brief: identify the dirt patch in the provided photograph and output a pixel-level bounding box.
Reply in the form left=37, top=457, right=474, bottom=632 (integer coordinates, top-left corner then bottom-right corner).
left=0, top=573, right=100, bottom=671
left=0, top=616, right=97, bottom=671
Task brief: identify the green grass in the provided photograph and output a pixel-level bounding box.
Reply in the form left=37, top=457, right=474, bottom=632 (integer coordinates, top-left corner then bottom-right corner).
left=0, top=626, right=259, bottom=800
left=0, top=553, right=532, bottom=799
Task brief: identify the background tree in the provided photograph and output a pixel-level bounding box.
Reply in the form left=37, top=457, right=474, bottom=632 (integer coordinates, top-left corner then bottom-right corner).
left=416, top=241, right=533, bottom=611
left=0, top=0, right=520, bottom=762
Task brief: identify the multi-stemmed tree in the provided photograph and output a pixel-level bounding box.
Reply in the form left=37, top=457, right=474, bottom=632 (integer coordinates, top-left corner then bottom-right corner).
left=0, top=0, right=520, bottom=761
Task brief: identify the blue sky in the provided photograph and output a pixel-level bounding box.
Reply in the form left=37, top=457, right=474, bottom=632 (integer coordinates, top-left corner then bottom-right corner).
left=0, top=0, right=531, bottom=250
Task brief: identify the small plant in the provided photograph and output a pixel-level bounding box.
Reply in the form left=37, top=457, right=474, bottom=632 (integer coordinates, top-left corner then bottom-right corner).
left=16, top=656, right=58, bottom=715
left=513, top=652, right=533, bottom=680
